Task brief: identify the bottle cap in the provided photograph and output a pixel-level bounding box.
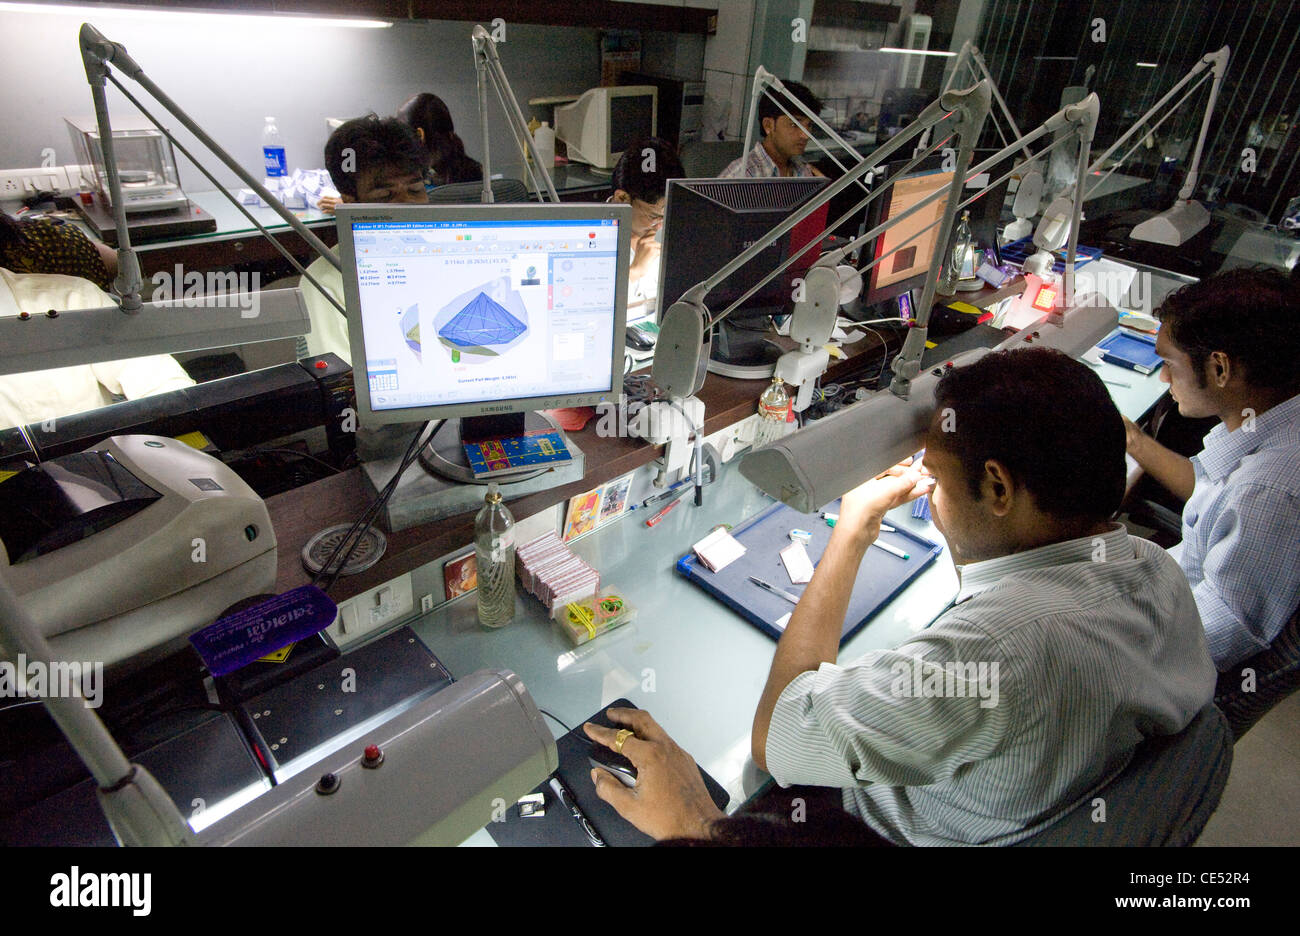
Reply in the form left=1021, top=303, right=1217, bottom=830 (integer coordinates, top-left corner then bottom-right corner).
left=486, top=481, right=502, bottom=503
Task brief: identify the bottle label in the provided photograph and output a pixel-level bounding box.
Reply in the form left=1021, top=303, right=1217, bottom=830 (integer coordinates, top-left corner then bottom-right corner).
left=263, top=146, right=287, bottom=177
left=759, top=396, right=791, bottom=423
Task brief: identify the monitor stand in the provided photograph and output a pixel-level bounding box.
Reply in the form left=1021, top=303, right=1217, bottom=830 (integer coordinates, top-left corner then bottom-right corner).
left=358, top=411, right=586, bottom=532
left=706, top=317, right=786, bottom=380
left=418, top=411, right=563, bottom=485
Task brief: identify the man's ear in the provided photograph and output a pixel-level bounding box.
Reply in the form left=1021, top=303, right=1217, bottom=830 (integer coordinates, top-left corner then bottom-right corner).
left=611, top=189, right=632, bottom=204
left=1208, top=350, right=1231, bottom=387
left=761, top=116, right=774, bottom=138
left=416, top=127, right=426, bottom=145
left=983, top=459, right=1015, bottom=516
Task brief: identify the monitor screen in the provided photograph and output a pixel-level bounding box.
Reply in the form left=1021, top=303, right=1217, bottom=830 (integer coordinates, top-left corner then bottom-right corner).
left=335, top=204, right=631, bottom=426
left=866, top=163, right=954, bottom=304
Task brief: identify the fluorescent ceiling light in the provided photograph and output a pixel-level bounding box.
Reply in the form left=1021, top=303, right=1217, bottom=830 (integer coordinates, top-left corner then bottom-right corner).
left=1136, top=62, right=1159, bottom=68
left=0, top=3, right=391, bottom=27
left=879, top=47, right=958, bottom=57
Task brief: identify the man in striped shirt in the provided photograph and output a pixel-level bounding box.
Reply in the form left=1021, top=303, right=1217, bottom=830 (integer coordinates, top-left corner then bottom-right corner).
left=585, top=349, right=1215, bottom=845
left=720, top=80, right=826, bottom=180
left=1124, top=268, right=1300, bottom=675
left=746, top=348, right=1215, bottom=845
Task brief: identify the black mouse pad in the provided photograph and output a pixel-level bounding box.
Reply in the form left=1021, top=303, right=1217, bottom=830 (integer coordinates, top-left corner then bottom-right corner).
left=486, top=699, right=731, bottom=847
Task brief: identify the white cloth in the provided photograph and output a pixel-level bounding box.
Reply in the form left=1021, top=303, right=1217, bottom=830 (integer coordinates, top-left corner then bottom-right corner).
left=0, top=269, right=194, bottom=431
left=300, top=250, right=352, bottom=365
left=765, top=524, right=1216, bottom=845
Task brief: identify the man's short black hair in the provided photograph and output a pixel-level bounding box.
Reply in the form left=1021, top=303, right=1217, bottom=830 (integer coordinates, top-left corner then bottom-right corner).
left=1156, top=266, right=1300, bottom=393
left=930, top=347, right=1126, bottom=523
left=758, top=81, right=822, bottom=135
left=324, top=114, right=427, bottom=199
left=610, top=137, right=684, bottom=204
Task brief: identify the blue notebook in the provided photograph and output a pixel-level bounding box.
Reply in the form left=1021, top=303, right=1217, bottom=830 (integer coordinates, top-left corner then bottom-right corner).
left=1097, top=330, right=1162, bottom=375
left=677, top=500, right=943, bottom=644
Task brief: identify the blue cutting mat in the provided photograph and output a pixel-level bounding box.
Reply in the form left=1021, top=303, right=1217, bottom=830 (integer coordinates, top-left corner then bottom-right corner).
left=676, top=499, right=943, bottom=643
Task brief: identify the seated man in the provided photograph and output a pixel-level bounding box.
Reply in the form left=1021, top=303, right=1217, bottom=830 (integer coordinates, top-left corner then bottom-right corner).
left=303, top=114, right=429, bottom=364
left=720, top=80, right=825, bottom=179
left=1124, top=267, right=1300, bottom=672
left=0, top=267, right=193, bottom=430
left=606, top=136, right=684, bottom=316
left=587, top=349, right=1216, bottom=844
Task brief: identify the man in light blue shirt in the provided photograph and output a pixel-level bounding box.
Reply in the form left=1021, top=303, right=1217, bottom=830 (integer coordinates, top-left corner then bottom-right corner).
left=720, top=80, right=825, bottom=180
left=1125, top=267, right=1300, bottom=673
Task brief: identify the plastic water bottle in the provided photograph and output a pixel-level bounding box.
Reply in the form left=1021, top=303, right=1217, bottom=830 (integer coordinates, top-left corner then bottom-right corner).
left=262, top=117, right=288, bottom=193
left=532, top=121, right=555, bottom=170
left=754, top=377, right=792, bottom=447
left=474, top=483, right=516, bottom=628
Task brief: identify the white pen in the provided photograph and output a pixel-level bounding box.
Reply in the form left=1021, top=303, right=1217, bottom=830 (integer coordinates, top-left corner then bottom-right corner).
left=872, top=540, right=910, bottom=560
left=880, top=523, right=895, bottom=533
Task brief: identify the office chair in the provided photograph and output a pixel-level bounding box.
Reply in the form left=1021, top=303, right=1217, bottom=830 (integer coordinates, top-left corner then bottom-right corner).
left=426, top=178, right=529, bottom=204
left=1016, top=704, right=1232, bottom=846
left=1213, top=602, right=1300, bottom=741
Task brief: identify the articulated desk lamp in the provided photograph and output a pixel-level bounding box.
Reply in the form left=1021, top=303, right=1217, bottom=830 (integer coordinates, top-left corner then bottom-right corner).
left=736, top=89, right=1118, bottom=512
left=1082, top=46, right=1230, bottom=246
left=0, top=23, right=339, bottom=378
left=471, top=23, right=560, bottom=204
left=0, top=22, right=558, bottom=847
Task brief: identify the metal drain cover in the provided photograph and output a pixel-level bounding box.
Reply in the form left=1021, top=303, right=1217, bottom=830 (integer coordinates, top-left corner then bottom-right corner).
left=302, top=524, right=387, bottom=577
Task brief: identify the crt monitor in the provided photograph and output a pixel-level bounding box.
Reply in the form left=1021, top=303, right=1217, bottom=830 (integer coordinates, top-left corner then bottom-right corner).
left=554, top=86, right=658, bottom=171
left=334, top=203, right=632, bottom=479
left=658, top=177, right=830, bottom=378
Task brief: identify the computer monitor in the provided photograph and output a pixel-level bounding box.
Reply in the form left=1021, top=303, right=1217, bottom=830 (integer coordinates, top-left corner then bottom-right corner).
left=658, top=177, right=830, bottom=378
left=863, top=157, right=955, bottom=307
left=334, top=203, right=631, bottom=481
left=554, top=86, right=658, bottom=170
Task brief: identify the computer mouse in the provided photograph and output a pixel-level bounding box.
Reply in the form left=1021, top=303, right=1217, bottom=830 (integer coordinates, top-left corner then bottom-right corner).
left=625, top=326, right=655, bottom=351
left=589, top=745, right=638, bottom=788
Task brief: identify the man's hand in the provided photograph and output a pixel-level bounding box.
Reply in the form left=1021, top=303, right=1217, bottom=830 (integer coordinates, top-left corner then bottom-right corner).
left=833, top=457, right=934, bottom=553
left=628, top=230, right=661, bottom=282
left=583, top=707, right=724, bottom=842
left=317, top=195, right=340, bottom=215
left=1122, top=415, right=1145, bottom=454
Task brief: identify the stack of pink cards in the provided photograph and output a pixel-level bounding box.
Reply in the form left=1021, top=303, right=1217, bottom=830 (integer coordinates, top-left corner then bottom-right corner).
left=516, top=531, right=600, bottom=613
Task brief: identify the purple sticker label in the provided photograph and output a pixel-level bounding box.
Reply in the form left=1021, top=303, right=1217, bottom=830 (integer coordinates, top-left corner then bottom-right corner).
left=190, top=585, right=337, bottom=676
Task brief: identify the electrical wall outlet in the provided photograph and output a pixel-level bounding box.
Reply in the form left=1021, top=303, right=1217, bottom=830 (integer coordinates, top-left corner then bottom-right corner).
left=326, top=572, right=414, bottom=648
left=0, top=166, right=73, bottom=200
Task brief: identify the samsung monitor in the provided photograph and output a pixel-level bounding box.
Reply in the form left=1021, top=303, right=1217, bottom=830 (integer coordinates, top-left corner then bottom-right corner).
left=335, top=203, right=631, bottom=481
left=658, top=177, right=830, bottom=378
left=554, top=86, right=658, bottom=170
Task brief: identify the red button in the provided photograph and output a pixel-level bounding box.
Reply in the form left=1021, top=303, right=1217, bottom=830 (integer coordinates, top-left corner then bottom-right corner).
left=315, top=360, right=327, bottom=369
left=365, top=744, right=380, bottom=760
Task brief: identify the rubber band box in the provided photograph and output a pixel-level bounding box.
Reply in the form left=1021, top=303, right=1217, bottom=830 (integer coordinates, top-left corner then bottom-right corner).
left=551, top=586, right=637, bottom=646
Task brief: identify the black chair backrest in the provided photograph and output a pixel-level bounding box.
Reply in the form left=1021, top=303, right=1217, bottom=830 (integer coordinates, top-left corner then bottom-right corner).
left=1017, top=704, right=1233, bottom=846
left=426, top=178, right=530, bottom=205
left=1214, top=603, right=1300, bottom=740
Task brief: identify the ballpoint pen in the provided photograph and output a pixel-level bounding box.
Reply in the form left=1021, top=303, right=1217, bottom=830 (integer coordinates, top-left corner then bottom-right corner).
left=549, top=776, right=606, bottom=847
left=749, top=575, right=801, bottom=605
left=645, top=491, right=685, bottom=527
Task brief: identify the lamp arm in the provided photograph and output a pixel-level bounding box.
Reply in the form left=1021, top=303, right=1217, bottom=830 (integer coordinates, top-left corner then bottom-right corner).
left=105, top=75, right=345, bottom=318
left=473, top=31, right=494, bottom=202
left=80, top=24, right=340, bottom=283
left=472, top=25, right=559, bottom=203
left=746, top=67, right=878, bottom=199
left=0, top=571, right=194, bottom=845
left=1085, top=46, right=1228, bottom=181
left=690, top=85, right=981, bottom=322
left=1179, top=46, right=1230, bottom=201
